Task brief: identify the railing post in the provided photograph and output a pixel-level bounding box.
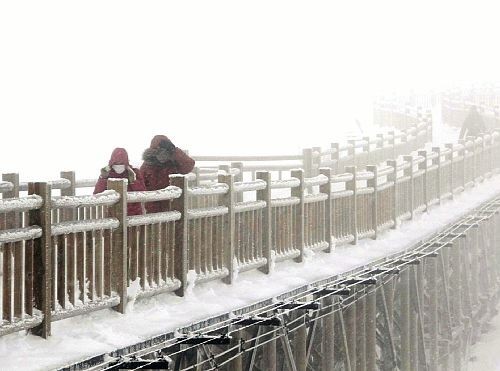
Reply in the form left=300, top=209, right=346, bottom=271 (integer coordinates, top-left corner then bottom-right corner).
left=366, top=165, right=378, bottom=239
left=170, top=175, right=189, bottom=296
left=28, top=182, right=52, bottom=338
left=467, top=136, right=477, bottom=183
left=231, top=162, right=244, bottom=203
left=445, top=144, right=455, bottom=198
left=432, top=147, right=442, bottom=205
left=302, top=148, right=313, bottom=179
left=458, top=141, right=466, bottom=191
left=345, top=166, right=358, bottom=244
left=320, top=168, right=333, bottom=252
left=403, top=155, right=414, bottom=219
left=106, top=179, right=128, bottom=312
left=313, top=146, right=322, bottom=176
left=417, top=151, right=429, bottom=212
left=219, top=172, right=235, bottom=284
left=363, top=136, right=371, bottom=167
left=387, top=160, right=398, bottom=228
left=389, top=130, right=396, bottom=159
left=348, top=139, right=356, bottom=167
left=331, top=143, right=340, bottom=174
left=2, top=174, right=22, bottom=319
left=291, top=169, right=305, bottom=262
left=256, top=171, right=272, bottom=274
left=60, top=171, right=76, bottom=221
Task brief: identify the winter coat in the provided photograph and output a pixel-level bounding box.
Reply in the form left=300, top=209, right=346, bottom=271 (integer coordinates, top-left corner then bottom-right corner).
left=140, top=135, right=195, bottom=213
left=460, top=107, right=486, bottom=139
left=94, top=148, right=146, bottom=216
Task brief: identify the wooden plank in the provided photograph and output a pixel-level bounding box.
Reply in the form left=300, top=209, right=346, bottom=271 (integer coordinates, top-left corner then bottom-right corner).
left=67, top=233, right=76, bottom=306
left=57, top=235, right=67, bottom=309
left=95, top=229, right=103, bottom=298
left=28, top=182, right=52, bottom=338
left=24, top=240, right=34, bottom=316
left=76, top=232, right=86, bottom=304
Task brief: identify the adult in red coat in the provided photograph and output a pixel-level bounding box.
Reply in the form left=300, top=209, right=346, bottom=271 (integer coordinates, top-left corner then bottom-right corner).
left=140, top=135, right=195, bottom=213
left=94, top=148, right=146, bottom=216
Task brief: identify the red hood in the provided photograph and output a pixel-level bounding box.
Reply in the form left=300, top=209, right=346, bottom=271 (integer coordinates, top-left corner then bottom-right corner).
left=149, top=135, right=171, bottom=149
left=108, top=148, right=130, bottom=166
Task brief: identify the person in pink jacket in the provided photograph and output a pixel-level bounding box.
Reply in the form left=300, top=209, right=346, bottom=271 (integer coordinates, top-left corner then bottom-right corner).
left=140, top=135, right=195, bottom=213
left=94, top=148, right=146, bottom=216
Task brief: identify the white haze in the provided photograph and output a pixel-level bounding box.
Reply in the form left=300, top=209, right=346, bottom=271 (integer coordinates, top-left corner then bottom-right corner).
left=1, top=0, right=500, bottom=181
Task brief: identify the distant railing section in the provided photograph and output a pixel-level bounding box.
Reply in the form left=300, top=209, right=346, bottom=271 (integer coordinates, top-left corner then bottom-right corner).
left=441, top=97, right=500, bottom=130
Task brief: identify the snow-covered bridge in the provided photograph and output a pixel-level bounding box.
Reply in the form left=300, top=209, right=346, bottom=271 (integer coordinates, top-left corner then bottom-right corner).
left=1, top=91, right=500, bottom=370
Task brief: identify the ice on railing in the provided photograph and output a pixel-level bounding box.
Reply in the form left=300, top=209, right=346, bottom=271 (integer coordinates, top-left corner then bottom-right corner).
left=127, top=211, right=181, bottom=226
left=0, top=195, right=43, bottom=213
left=75, top=179, right=98, bottom=188
left=270, top=178, right=300, bottom=189
left=304, top=174, right=328, bottom=187
left=188, top=183, right=229, bottom=196
left=234, top=180, right=266, bottom=193
left=128, top=186, right=181, bottom=203
left=51, top=218, right=119, bottom=236
left=234, top=200, right=266, bottom=213
left=0, top=181, right=13, bottom=193
left=0, top=226, right=42, bottom=244
left=187, top=206, right=229, bottom=219
left=52, top=190, right=120, bottom=209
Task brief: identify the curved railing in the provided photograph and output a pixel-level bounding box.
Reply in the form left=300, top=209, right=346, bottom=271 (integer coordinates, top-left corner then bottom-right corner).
left=0, top=102, right=498, bottom=338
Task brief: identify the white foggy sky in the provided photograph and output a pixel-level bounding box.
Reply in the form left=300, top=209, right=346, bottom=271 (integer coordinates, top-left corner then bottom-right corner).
left=1, top=0, right=500, bottom=180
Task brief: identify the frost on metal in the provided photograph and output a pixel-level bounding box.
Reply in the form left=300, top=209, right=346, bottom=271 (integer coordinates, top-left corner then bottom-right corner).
left=304, top=174, right=328, bottom=187
left=52, top=190, right=120, bottom=209
left=270, top=178, right=300, bottom=189
left=270, top=197, right=300, bottom=208
left=187, top=206, right=228, bottom=220
left=0, top=195, right=43, bottom=213
left=234, top=180, right=267, bottom=193
left=51, top=218, right=119, bottom=236
left=188, top=184, right=229, bottom=196
left=128, top=186, right=182, bottom=203
left=0, top=226, right=42, bottom=244
left=127, top=211, right=181, bottom=226
left=0, top=181, right=13, bottom=193
left=234, top=201, right=266, bottom=213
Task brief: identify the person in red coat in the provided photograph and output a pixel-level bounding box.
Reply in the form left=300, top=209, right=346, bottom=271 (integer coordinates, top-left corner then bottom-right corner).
left=140, top=135, right=195, bottom=213
left=94, top=147, right=146, bottom=216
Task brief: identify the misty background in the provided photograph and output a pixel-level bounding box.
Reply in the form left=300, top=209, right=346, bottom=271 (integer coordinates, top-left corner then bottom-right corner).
left=1, top=0, right=499, bottom=181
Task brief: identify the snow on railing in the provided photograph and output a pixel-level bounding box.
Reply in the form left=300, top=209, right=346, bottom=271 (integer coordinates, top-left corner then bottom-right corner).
left=270, top=178, right=300, bottom=189
left=234, top=180, right=266, bottom=193
left=0, top=181, right=13, bottom=193
left=127, top=186, right=182, bottom=203
left=304, top=174, right=329, bottom=187
left=0, top=195, right=43, bottom=213
left=51, top=218, right=119, bottom=236
left=0, top=226, right=42, bottom=244
left=127, top=211, right=181, bottom=226
left=52, top=190, right=120, bottom=209
left=188, top=184, right=229, bottom=196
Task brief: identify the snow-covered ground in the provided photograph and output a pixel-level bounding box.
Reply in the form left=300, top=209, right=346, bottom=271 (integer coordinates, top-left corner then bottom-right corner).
left=1, top=172, right=499, bottom=370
